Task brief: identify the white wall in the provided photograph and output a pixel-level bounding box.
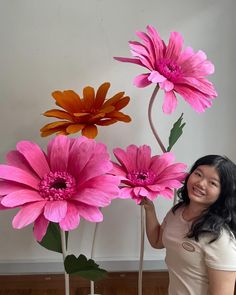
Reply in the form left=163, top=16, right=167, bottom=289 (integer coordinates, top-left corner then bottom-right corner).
left=0, top=0, right=235, bottom=270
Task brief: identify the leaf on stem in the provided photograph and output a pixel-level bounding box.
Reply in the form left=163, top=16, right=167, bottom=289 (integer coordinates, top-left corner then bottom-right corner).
left=167, top=113, right=186, bottom=152
left=38, top=222, right=68, bottom=253
left=64, top=254, right=107, bottom=281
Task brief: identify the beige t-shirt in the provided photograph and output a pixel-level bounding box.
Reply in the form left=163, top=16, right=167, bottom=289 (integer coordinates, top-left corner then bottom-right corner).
left=162, top=207, right=236, bottom=295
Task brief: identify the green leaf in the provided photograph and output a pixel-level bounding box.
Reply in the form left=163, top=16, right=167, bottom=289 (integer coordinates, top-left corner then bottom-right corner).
left=64, top=254, right=107, bottom=281
left=38, top=222, right=68, bottom=253
left=167, top=113, right=186, bottom=152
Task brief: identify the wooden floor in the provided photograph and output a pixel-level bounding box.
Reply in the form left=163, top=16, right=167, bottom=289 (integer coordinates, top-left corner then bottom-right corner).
left=0, top=272, right=169, bottom=295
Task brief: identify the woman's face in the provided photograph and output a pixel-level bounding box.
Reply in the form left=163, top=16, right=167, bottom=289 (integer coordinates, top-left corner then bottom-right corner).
left=187, top=165, right=221, bottom=208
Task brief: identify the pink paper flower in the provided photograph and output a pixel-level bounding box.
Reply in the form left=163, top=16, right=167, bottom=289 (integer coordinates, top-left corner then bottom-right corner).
left=0, top=135, right=120, bottom=241
left=112, top=144, right=186, bottom=204
left=114, top=25, right=217, bottom=114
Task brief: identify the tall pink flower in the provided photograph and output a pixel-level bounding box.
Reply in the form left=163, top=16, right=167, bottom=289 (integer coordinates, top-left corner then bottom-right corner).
left=114, top=25, right=217, bottom=114
left=112, top=144, right=186, bottom=204
left=0, top=135, right=120, bottom=241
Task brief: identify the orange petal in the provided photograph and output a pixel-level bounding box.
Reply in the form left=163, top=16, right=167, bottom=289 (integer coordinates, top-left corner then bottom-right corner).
left=73, top=112, right=91, bottom=117
left=52, top=90, right=81, bottom=113
left=64, top=90, right=83, bottom=109
left=106, top=111, right=131, bottom=122
left=114, top=96, right=130, bottom=110
left=94, top=82, right=110, bottom=109
left=83, top=86, right=95, bottom=110
left=103, top=92, right=125, bottom=107
left=99, top=106, right=115, bottom=113
left=82, top=125, right=98, bottom=139
left=66, top=124, right=85, bottom=134
left=40, top=125, right=69, bottom=137
left=40, top=121, right=71, bottom=132
left=43, top=109, right=74, bottom=121
left=96, top=119, right=117, bottom=126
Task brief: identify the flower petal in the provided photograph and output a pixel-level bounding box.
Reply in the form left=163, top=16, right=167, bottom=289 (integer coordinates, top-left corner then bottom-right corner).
left=136, top=145, right=152, bottom=171
left=47, top=135, right=71, bottom=172
left=133, top=73, right=152, bottom=87
left=33, top=214, right=49, bottom=241
left=16, top=141, right=50, bottom=179
left=148, top=71, right=166, bottom=83
left=162, top=91, right=178, bottom=114
left=52, top=90, right=81, bottom=113
left=82, top=125, right=98, bottom=139
left=44, top=200, right=68, bottom=222
left=59, top=202, right=80, bottom=231
left=76, top=203, right=103, bottom=222
left=2, top=190, right=43, bottom=207
left=0, top=181, right=29, bottom=195
left=12, top=201, right=47, bottom=228
left=94, top=82, right=110, bottom=109
left=165, top=32, right=183, bottom=61
left=43, top=109, right=74, bottom=121
left=0, top=165, right=39, bottom=189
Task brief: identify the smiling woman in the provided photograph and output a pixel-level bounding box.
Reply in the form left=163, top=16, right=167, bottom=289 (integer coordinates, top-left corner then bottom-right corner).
left=142, top=154, right=236, bottom=295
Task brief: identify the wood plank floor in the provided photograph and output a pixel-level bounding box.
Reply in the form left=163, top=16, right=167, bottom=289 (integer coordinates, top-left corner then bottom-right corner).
left=0, top=272, right=169, bottom=295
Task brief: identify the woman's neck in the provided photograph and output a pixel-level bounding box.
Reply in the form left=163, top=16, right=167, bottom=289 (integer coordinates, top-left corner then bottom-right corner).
left=182, top=203, right=206, bottom=221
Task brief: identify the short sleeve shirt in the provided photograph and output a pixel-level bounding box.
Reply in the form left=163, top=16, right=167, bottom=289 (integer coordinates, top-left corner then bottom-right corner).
left=161, top=207, right=236, bottom=295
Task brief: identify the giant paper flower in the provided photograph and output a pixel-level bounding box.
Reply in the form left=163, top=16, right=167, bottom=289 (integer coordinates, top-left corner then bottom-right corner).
left=0, top=135, right=120, bottom=241
left=40, top=82, right=131, bottom=139
left=114, top=25, right=217, bottom=114
left=112, top=144, right=186, bottom=204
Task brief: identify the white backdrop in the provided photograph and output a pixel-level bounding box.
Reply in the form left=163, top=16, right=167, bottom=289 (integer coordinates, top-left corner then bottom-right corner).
left=0, top=0, right=235, bottom=271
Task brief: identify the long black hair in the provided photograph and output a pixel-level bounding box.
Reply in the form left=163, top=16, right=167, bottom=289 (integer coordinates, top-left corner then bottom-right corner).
left=173, top=155, right=236, bottom=242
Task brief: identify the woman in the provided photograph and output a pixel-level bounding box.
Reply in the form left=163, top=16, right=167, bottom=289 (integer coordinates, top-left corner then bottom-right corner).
left=142, top=155, right=236, bottom=295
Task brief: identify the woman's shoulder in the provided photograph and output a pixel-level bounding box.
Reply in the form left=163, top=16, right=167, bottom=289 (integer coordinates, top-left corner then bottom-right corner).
left=200, top=228, right=236, bottom=248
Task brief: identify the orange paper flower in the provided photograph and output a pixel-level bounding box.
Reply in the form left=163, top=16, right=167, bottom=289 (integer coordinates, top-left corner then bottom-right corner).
left=40, top=82, right=131, bottom=138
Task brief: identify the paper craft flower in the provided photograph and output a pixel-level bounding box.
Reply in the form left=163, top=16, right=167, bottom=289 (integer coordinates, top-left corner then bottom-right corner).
left=0, top=135, right=120, bottom=241
left=114, top=25, right=217, bottom=114
left=40, top=82, right=131, bottom=138
left=112, top=144, right=186, bottom=204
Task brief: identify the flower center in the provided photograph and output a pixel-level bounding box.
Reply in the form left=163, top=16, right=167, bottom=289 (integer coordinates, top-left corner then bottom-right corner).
left=39, top=171, right=77, bottom=201
left=128, top=170, right=156, bottom=186
left=157, top=58, right=182, bottom=81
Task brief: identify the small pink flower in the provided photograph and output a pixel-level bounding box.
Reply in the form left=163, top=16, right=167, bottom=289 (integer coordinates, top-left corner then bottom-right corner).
left=114, top=25, right=217, bottom=114
left=0, top=135, right=120, bottom=241
left=112, top=144, right=186, bottom=204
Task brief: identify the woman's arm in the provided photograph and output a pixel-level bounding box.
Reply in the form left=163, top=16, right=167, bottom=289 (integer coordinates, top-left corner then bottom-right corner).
left=207, top=267, right=236, bottom=295
left=141, top=197, right=164, bottom=249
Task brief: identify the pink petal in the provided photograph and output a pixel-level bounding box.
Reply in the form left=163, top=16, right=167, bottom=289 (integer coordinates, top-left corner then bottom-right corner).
left=33, top=214, right=49, bottom=241
left=2, top=189, right=43, bottom=207
left=180, top=77, right=217, bottom=97
left=111, top=163, right=128, bottom=180
left=6, top=150, right=38, bottom=176
left=59, top=202, right=80, bottom=231
left=174, top=85, right=213, bottom=112
left=0, top=165, right=39, bottom=189
left=133, top=186, right=149, bottom=197
left=76, top=203, right=103, bottom=222
left=113, top=145, right=138, bottom=172
left=47, top=135, right=71, bottom=172
left=162, top=91, right=178, bottom=114
left=159, top=80, right=174, bottom=92
left=148, top=71, right=166, bottom=83
left=136, top=145, right=152, bottom=171
left=44, top=201, right=67, bottom=222
left=133, top=73, right=152, bottom=87
left=12, top=201, right=47, bottom=228
left=73, top=188, right=114, bottom=207
left=0, top=181, right=29, bottom=195
left=146, top=25, right=164, bottom=60
left=150, top=152, right=175, bottom=175
left=113, top=56, right=143, bottom=67
left=165, top=32, right=184, bottom=61
left=119, top=187, right=134, bottom=199
left=16, top=141, right=50, bottom=179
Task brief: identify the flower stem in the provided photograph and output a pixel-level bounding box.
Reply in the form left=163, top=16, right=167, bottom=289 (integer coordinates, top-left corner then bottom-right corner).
left=148, top=85, right=167, bottom=153
left=61, top=229, right=70, bottom=295
left=138, top=205, right=145, bottom=295
left=89, top=222, right=99, bottom=295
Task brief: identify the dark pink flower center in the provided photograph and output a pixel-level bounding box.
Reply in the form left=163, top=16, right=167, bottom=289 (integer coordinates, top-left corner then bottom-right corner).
left=39, top=171, right=77, bottom=201
left=128, top=170, right=156, bottom=186
left=157, top=58, right=182, bottom=81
